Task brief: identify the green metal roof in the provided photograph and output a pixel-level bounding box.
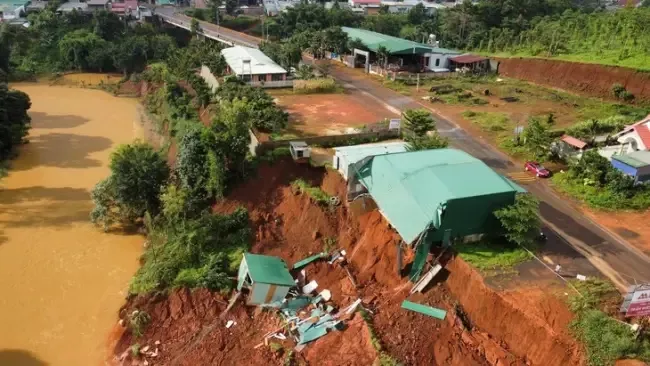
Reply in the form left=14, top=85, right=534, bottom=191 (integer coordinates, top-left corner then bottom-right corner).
left=342, top=27, right=460, bottom=55
left=244, top=253, right=295, bottom=287
left=612, top=151, right=650, bottom=168
left=355, top=148, right=524, bottom=244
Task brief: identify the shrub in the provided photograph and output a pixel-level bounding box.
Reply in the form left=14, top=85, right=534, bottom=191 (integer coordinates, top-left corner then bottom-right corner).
left=293, top=78, right=339, bottom=94
left=129, top=208, right=251, bottom=294
left=128, top=310, right=150, bottom=338
left=90, top=142, right=169, bottom=229
left=611, top=83, right=626, bottom=99
left=291, top=179, right=332, bottom=205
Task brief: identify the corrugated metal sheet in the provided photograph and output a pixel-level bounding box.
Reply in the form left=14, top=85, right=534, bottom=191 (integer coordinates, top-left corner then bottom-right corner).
left=401, top=300, right=447, bottom=319
left=221, top=46, right=287, bottom=76
left=243, top=253, right=295, bottom=286
left=342, top=27, right=460, bottom=55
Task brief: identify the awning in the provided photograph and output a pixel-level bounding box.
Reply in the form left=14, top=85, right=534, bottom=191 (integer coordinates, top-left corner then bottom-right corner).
left=560, top=135, right=587, bottom=149
left=449, top=54, right=488, bottom=64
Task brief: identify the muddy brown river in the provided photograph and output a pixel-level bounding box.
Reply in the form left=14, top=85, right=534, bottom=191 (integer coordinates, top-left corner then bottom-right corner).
left=0, top=84, right=143, bottom=366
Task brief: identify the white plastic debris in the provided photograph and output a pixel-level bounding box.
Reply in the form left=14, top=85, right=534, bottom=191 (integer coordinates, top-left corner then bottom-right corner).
left=631, top=324, right=640, bottom=332
left=319, top=289, right=332, bottom=302
left=576, top=274, right=587, bottom=281
left=302, top=280, right=318, bottom=294
left=155, top=340, right=161, bottom=346
left=140, top=345, right=150, bottom=353
left=226, top=320, right=235, bottom=328
left=143, top=360, right=149, bottom=366
left=272, top=333, right=287, bottom=340
left=343, top=299, right=362, bottom=315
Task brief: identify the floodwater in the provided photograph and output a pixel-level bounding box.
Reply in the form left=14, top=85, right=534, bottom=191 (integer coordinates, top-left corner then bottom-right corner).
left=0, top=84, right=143, bottom=366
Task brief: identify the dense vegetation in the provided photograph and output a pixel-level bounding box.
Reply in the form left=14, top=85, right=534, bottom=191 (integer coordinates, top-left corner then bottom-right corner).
left=196, top=1, right=650, bottom=70
left=0, top=83, right=31, bottom=164
left=552, top=150, right=650, bottom=210
left=402, top=108, right=449, bottom=151
left=568, top=279, right=650, bottom=365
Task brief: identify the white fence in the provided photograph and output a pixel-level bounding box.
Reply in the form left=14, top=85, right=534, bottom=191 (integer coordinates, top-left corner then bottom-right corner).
left=247, top=80, right=294, bottom=88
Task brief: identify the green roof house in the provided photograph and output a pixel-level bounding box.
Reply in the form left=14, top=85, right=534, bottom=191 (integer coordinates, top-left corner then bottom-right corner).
left=237, top=253, right=295, bottom=306
left=353, top=148, right=525, bottom=245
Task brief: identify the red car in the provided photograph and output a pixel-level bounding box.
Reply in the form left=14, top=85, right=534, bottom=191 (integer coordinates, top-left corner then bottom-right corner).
left=525, top=161, right=550, bottom=178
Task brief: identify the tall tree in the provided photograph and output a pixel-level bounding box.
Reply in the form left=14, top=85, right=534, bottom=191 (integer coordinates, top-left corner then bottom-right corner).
left=494, top=193, right=541, bottom=248
left=403, top=108, right=435, bottom=136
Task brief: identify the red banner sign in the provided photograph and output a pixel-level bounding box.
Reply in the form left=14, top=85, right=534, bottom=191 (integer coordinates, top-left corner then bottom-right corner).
left=626, top=289, right=650, bottom=317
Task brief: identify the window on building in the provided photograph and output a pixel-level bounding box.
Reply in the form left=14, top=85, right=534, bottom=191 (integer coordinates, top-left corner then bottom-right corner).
left=435, top=58, right=440, bottom=67
left=241, top=74, right=252, bottom=82
left=272, top=73, right=283, bottom=81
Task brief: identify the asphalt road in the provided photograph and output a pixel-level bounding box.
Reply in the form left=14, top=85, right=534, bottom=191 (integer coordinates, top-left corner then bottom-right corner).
left=157, top=9, right=650, bottom=290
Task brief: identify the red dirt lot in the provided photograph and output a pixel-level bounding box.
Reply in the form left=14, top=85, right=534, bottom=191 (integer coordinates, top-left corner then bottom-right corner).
left=583, top=209, right=650, bottom=257
left=112, top=160, right=586, bottom=366
left=272, top=93, right=396, bottom=136
left=496, top=57, right=650, bottom=102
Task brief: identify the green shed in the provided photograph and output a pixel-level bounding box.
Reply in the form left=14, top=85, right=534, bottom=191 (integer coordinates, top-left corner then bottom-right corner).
left=237, top=253, right=296, bottom=306
left=353, top=148, right=525, bottom=245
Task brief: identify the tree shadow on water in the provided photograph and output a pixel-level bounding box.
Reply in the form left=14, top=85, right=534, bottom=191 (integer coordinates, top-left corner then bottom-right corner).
left=15, top=133, right=112, bottom=171
left=29, top=112, right=90, bottom=129
left=0, top=349, right=48, bottom=366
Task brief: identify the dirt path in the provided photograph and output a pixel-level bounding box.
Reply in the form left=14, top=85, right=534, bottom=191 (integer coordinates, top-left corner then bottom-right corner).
left=0, top=84, right=143, bottom=366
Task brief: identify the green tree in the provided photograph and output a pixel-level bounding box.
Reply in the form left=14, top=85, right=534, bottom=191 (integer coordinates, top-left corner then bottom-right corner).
left=570, top=149, right=610, bottom=185
left=90, top=142, right=169, bottom=229
left=0, top=84, right=31, bottom=159
left=403, top=108, right=435, bottom=136
left=494, top=193, right=541, bottom=248
left=92, top=10, right=124, bottom=41
left=296, top=64, right=314, bottom=80
left=376, top=45, right=389, bottom=68
left=190, top=18, right=201, bottom=38
left=225, top=0, right=238, bottom=16
left=405, top=133, right=449, bottom=151
left=522, top=117, right=552, bottom=161
left=407, top=3, right=427, bottom=25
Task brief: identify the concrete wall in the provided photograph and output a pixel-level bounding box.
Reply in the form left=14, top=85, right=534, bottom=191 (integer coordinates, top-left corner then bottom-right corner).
left=248, top=129, right=260, bottom=156
left=255, top=129, right=400, bottom=155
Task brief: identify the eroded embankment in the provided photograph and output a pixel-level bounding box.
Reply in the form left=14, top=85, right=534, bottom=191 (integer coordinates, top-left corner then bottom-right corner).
left=112, top=160, right=583, bottom=366
left=496, top=57, right=650, bottom=102
left=445, top=256, right=585, bottom=365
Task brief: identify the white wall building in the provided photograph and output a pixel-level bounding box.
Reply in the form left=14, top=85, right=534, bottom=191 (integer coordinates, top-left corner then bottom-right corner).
left=333, top=141, right=407, bottom=180
left=380, top=1, right=445, bottom=14
left=614, top=114, right=650, bottom=152
left=221, top=46, right=290, bottom=87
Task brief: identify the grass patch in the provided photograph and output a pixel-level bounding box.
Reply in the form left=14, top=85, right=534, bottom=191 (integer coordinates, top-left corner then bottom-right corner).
left=359, top=308, right=401, bottom=366
left=551, top=173, right=650, bottom=211
left=567, top=279, right=650, bottom=366
left=293, top=78, right=342, bottom=94
left=270, top=132, right=301, bottom=141
left=454, top=240, right=533, bottom=271
left=462, top=111, right=511, bottom=132
left=291, top=178, right=332, bottom=205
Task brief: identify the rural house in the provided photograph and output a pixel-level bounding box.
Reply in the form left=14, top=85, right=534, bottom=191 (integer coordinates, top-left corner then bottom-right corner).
left=221, top=46, right=289, bottom=87
left=237, top=253, right=295, bottom=306
left=341, top=27, right=460, bottom=73
left=611, top=151, right=650, bottom=184
left=614, top=114, right=650, bottom=152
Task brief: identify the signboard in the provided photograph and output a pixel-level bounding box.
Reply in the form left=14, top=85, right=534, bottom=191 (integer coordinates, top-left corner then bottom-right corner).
left=389, top=119, right=401, bottom=130
left=626, top=287, right=650, bottom=317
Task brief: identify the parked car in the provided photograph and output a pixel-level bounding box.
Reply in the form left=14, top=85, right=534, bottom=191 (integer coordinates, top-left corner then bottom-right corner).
left=524, top=161, right=550, bottom=178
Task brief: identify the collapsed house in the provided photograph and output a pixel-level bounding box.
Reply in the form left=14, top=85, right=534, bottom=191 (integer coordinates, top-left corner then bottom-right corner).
left=347, top=148, right=525, bottom=279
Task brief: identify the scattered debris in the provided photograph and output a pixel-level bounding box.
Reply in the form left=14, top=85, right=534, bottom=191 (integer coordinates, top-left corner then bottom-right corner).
left=302, top=280, right=319, bottom=294
left=411, top=264, right=443, bottom=294
left=226, top=320, right=235, bottom=328
left=401, top=300, right=447, bottom=320
left=293, top=252, right=328, bottom=270
left=500, top=96, right=519, bottom=103
left=576, top=274, right=587, bottom=281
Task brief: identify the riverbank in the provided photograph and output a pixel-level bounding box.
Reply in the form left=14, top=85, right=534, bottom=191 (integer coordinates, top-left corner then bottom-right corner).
left=0, top=84, right=143, bottom=365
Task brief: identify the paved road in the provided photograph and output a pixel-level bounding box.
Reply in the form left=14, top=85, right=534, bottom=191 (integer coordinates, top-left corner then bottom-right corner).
left=318, top=64, right=650, bottom=290
left=156, top=9, right=650, bottom=289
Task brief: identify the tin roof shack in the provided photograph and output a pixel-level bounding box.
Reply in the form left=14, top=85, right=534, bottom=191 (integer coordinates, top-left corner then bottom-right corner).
left=289, top=141, right=311, bottom=162
left=333, top=141, right=407, bottom=181
left=351, top=148, right=525, bottom=245
left=237, top=253, right=295, bottom=306
left=611, top=151, right=650, bottom=184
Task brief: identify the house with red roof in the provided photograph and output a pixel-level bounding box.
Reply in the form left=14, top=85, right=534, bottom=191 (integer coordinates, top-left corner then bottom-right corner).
left=110, top=0, right=138, bottom=15
left=614, top=114, right=650, bottom=153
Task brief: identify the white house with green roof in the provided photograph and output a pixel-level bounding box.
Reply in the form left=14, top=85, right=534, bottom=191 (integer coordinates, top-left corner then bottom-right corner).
left=341, top=26, right=460, bottom=72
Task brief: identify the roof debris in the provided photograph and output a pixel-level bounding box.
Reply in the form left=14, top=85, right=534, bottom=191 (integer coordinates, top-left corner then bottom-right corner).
left=401, top=300, right=447, bottom=320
